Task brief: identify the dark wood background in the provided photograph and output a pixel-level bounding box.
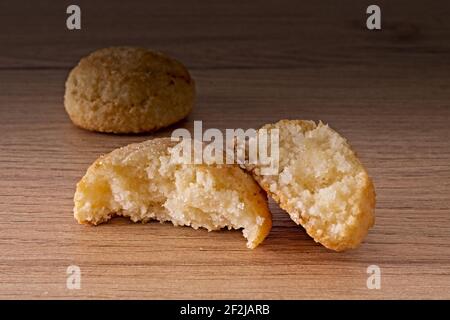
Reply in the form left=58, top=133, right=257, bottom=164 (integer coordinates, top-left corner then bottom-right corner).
left=0, top=0, right=449, bottom=299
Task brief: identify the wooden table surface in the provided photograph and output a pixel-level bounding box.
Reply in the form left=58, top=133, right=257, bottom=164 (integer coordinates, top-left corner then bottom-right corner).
left=0, top=0, right=449, bottom=299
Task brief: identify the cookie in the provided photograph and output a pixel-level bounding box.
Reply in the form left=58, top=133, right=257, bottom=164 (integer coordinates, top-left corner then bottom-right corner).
left=64, top=47, right=195, bottom=133
left=74, top=138, right=272, bottom=249
left=241, top=120, right=375, bottom=251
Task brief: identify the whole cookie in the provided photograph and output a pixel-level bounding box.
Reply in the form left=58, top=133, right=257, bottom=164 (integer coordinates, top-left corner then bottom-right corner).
left=64, top=47, right=195, bottom=133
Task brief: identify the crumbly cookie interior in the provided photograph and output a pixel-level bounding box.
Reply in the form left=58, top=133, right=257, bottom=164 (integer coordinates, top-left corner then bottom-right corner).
left=249, top=120, right=375, bottom=250
left=74, top=140, right=270, bottom=248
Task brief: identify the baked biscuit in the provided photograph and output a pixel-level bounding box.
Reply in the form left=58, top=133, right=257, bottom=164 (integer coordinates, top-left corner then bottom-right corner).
left=65, top=47, right=195, bottom=133
left=241, top=120, right=375, bottom=251
left=74, top=138, right=272, bottom=249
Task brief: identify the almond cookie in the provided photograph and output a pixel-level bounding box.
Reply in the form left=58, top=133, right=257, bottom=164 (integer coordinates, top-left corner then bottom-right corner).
left=65, top=47, right=195, bottom=133
left=241, top=120, right=375, bottom=251
left=74, top=138, right=272, bottom=249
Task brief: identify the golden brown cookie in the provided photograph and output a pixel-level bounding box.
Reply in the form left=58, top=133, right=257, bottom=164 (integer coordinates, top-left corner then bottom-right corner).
left=65, top=47, right=195, bottom=133
left=74, top=138, right=272, bottom=249
left=240, top=120, right=375, bottom=251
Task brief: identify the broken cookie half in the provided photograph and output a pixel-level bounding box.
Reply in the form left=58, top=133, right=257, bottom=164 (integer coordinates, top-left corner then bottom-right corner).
left=74, top=138, right=271, bottom=249
left=241, top=120, right=375, bottom=251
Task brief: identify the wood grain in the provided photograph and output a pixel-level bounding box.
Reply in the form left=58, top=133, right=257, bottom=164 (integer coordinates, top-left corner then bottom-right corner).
left=0, top=0, right=449, bottom=299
